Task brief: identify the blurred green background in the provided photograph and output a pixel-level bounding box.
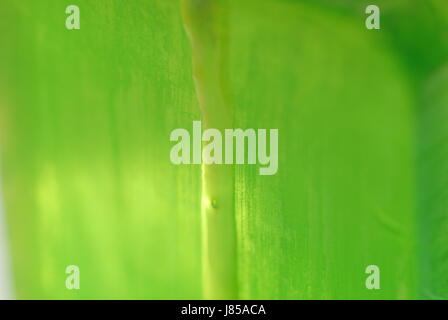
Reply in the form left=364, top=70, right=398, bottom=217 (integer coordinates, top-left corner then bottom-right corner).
left=0, top=0, right=447, bottom=299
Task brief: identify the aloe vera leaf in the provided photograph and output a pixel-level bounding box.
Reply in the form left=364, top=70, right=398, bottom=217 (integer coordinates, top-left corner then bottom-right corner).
left=419, top=67, right=448, bottom=299
left=0, top=0, right=202, bottom=299
left=182, top=0, right=237, bottom=299
left=228, top=0, right=416, bottom=299
left=1, top=0, right=446, bottom=299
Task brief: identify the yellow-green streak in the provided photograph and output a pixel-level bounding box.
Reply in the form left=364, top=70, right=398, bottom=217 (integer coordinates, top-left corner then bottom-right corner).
left=182, top=0, right=237, bottom=299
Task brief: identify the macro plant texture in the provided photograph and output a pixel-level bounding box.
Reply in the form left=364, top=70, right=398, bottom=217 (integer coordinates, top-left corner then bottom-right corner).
left=0, top=0, right=448, bottom=300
